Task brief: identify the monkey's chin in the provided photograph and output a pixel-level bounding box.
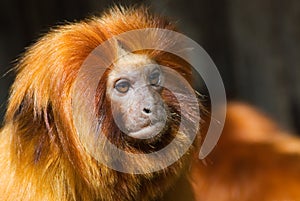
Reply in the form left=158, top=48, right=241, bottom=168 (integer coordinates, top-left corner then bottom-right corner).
left=126, top=122, right=165, bottom=140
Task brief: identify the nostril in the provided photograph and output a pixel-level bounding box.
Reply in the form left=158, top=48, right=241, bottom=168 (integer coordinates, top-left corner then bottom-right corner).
left=143, top=108, right=151, bottom=114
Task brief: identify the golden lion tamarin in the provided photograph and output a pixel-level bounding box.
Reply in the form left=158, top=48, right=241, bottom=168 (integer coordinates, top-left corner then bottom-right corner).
left=190, top=103, right=300, bottom=201
left=0, top=6, right=201, bottom=201
left=1, top=5, right=300, bottom=201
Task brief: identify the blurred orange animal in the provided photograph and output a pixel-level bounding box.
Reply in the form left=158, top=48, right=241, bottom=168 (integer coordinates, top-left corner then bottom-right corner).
left=190, top=102, right=300, bottom=201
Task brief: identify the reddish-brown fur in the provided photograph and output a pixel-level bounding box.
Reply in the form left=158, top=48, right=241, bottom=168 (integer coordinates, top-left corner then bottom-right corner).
left=190, top=102, right=300, bottom=201
left=1, top=5, right=300, bottom=201
left=0, top=6, right=198, bottom=201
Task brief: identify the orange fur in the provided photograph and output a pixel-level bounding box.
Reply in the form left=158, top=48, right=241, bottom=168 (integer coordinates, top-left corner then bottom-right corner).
left=2, top=5, right=300, bottom=201
left=190, top=102, right=300, bottom=201
left=0, top=6, right=198, bottom=201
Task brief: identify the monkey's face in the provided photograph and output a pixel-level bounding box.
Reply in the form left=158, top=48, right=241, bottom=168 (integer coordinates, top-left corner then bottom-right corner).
left=77, top=43, right=200, bottom=173
left=107, top=53, right=167, bottom=140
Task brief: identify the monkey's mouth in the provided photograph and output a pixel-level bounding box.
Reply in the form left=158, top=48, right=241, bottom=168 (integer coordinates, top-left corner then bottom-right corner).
left=126, top=121, right=165, bottom=140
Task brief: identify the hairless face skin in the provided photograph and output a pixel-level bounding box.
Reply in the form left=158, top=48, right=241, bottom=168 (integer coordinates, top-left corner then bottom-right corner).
left=107, top=48, right=167, bottom=140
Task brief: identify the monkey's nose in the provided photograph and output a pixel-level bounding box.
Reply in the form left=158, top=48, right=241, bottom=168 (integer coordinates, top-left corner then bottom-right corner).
left=143, top=108, right=151, bottom=114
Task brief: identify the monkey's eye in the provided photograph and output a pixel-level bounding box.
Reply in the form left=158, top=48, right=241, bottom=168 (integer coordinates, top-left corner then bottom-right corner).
left=149, top=71, right=160, bottom=86
left=115, top=79, right=130, bottom=93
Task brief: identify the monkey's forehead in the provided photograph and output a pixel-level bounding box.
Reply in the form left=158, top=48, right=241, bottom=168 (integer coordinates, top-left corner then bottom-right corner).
left=112, top=53, right=157, bottom=72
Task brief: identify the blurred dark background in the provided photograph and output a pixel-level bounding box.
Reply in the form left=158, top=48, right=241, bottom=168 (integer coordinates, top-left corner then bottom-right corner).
left=0, top=0, right=299, bottom=133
